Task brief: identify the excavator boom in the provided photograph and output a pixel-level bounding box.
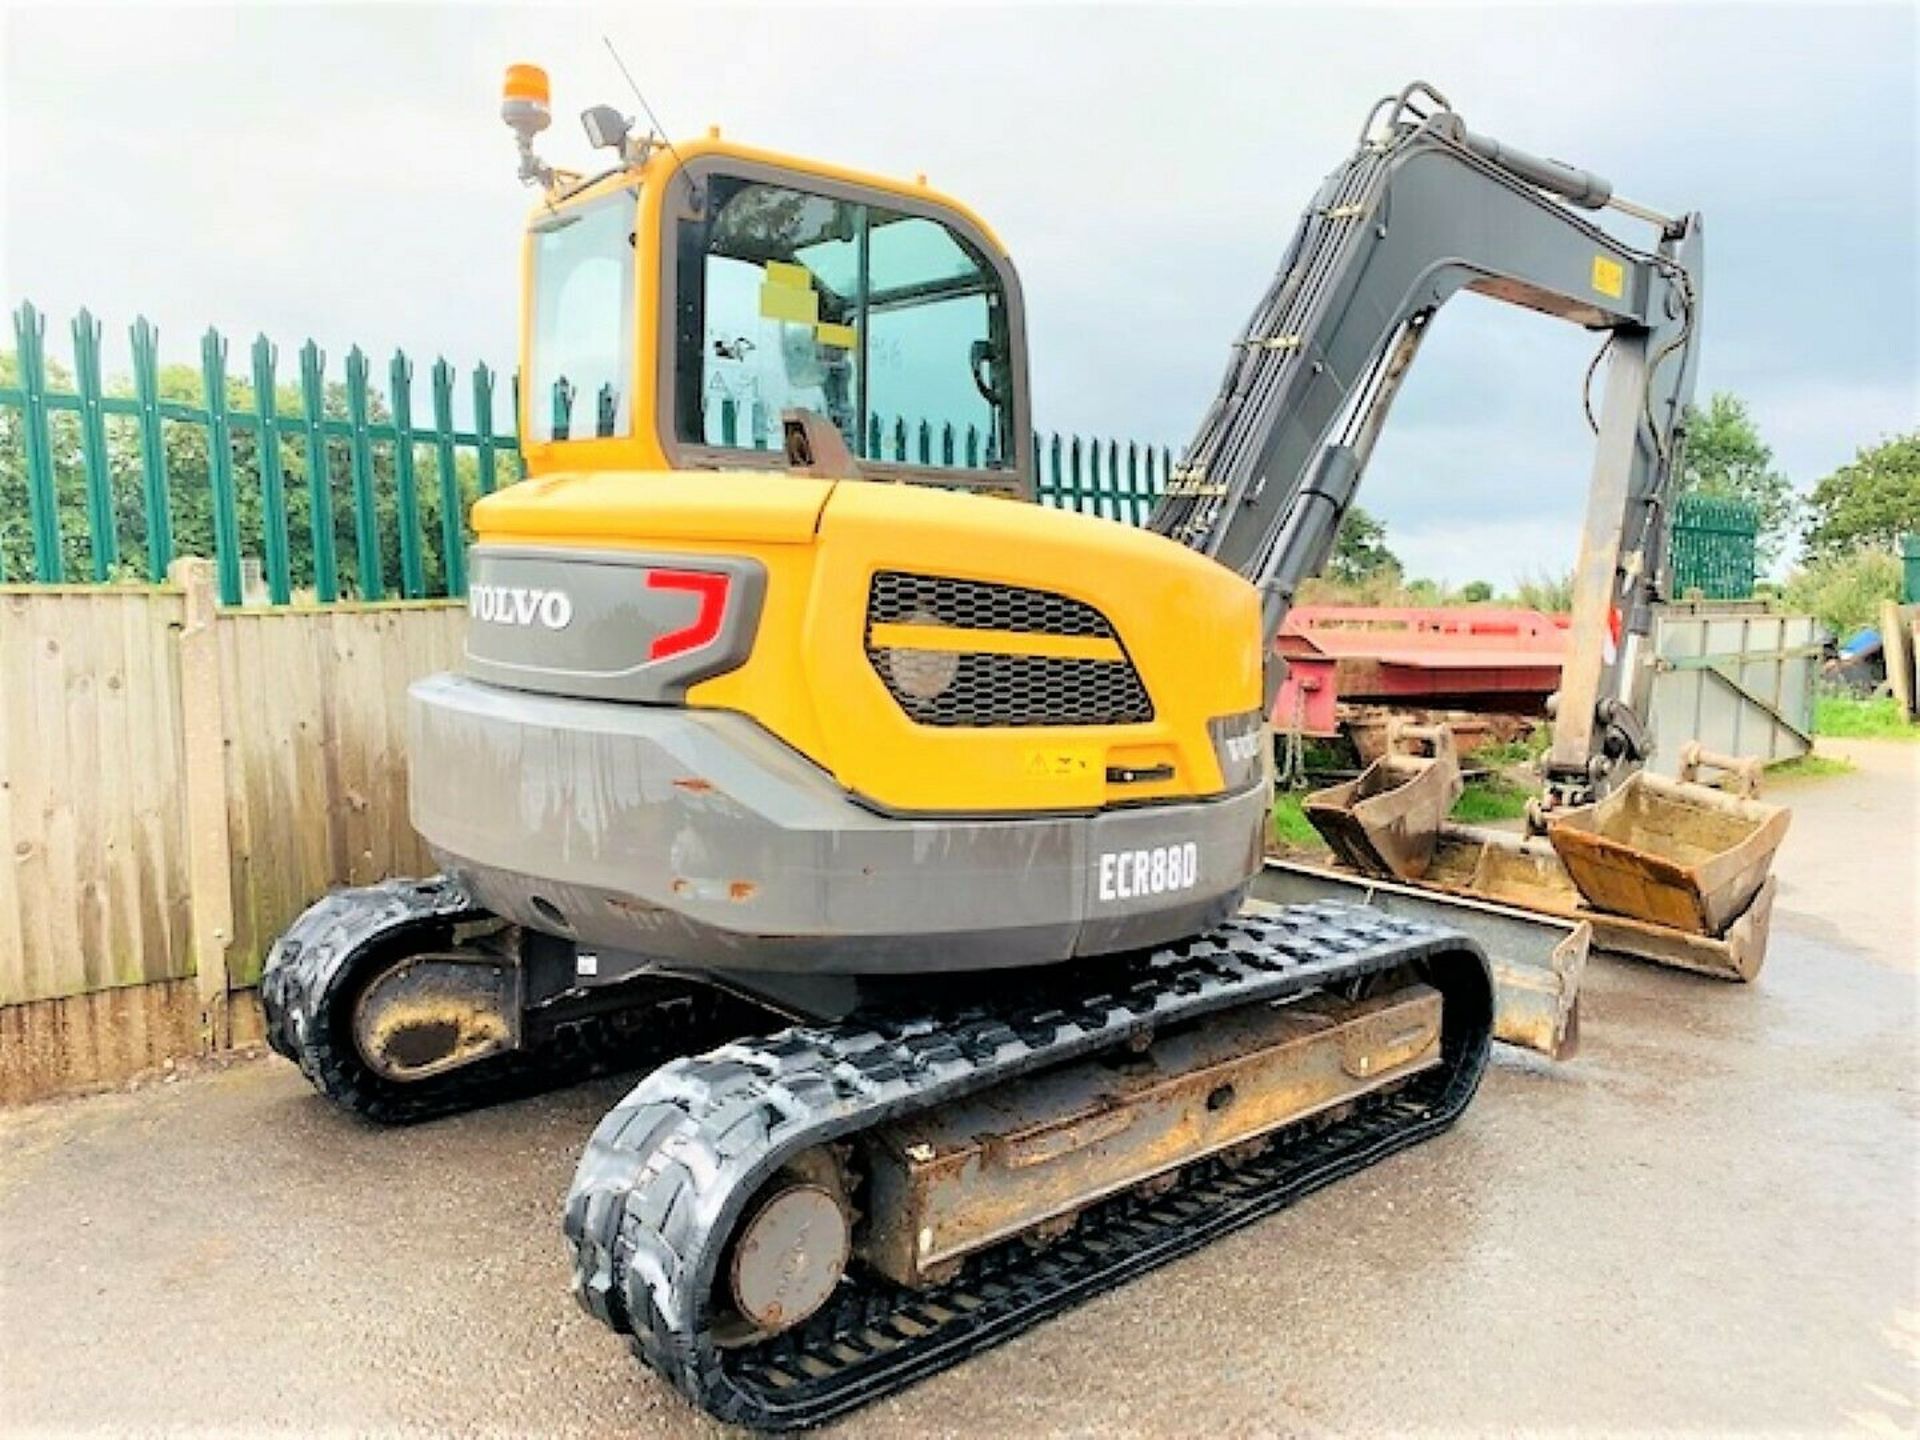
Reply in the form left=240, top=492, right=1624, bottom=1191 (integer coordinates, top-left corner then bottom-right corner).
left=1151, top=82, right=1703, bottom=802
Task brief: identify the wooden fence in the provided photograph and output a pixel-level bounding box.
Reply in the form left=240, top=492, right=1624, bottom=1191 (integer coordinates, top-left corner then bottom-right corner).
left=0, top=565, right=462, bottom=1102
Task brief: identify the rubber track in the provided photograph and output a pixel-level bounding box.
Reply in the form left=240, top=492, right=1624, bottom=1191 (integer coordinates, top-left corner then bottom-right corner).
left=564, top=902, right=1493, bottom=1429
left=261, top=878, right=732, bottom=1125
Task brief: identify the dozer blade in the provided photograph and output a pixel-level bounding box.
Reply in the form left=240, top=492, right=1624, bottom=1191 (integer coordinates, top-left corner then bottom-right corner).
left=1252, top=860, right=1584, bottom=1060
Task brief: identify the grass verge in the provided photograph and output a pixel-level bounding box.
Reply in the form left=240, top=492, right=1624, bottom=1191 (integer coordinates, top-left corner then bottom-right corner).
left=1814, top=694, right=1920, bottom=740
left=1765, top=753, right=1855, bottom=780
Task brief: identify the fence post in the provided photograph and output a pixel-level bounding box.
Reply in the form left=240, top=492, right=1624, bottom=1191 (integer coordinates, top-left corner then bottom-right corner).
left=344, top=347, right=383, bottom=600
left=431, top=359, right=467, bottom=597
left=13, top=302, right=65, bottom=582
left=298, top=341, right=340, bottom=603
left=72, top=309, right=119, bottom=581
left=131, top=318, right=174, bottom=583
left=170, top=556, right=235, bottom=1051
left=390, top=353, right=426, bottom=598
left=200, top=329, right=244, bottom=605
left=251, top=336, right=293, bottom=604
left=474, top=364, right=500, bottom=496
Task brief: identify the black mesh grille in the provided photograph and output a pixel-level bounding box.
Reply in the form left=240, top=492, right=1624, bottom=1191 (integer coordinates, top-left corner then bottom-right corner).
left=868, top=571, right=1114, bottom=638
left=865, top=573, right=1153, bottom=728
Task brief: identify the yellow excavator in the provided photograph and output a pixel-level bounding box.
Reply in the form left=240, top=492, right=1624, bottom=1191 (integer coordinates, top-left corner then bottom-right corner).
left=264, top=71, right=1726, bottom=1427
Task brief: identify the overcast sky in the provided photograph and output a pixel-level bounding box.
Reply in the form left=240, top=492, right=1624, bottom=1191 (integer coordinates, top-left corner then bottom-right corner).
left=3, top=2, right=1913, bottom=586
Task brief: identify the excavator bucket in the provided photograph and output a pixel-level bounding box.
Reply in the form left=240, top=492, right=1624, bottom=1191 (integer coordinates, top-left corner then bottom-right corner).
left=1303, top=724, right=1463, bottom=881
left=1547, top=773, right=1790, bottom=937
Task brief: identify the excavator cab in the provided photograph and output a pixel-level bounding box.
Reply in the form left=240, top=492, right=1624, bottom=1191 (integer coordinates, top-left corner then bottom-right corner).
left=512, top=80, right=1032, bottom=500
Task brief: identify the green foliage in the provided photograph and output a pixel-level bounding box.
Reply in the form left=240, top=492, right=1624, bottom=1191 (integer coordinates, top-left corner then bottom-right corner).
left=1782, top=549, right=1902, bottom=638
left=1327, top=504, right=1401, bottom=586
left=1449, top=775, right=1531, bottom=824
left=1470, top=726, right=1551, bottom=768
left=1679, top=392, right=1798, bottom=565
left=1459, top=579, right=1494, bottom=603
left=1802, top=432, right=1920, bottom=562
left=1511, top=569, right=1574, bottom=613
left=1814, top=693, right=1920, bottom=740
left=1764, top=753, right=1855, bottom=779
left=1269, top=793, right=1327, bottom=851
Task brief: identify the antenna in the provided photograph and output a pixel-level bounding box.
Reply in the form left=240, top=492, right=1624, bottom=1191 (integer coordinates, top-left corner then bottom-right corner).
left=604, top=36, right=691, bottom=179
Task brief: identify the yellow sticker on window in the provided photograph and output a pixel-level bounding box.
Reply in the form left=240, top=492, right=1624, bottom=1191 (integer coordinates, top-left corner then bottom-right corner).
left=765, top=260, right=811, bottom=290
left=759, top=282, right=819, bottom=325
left=814, top=321, right=857, bottom=349
left=1591, top=255, right=1626, bottom=299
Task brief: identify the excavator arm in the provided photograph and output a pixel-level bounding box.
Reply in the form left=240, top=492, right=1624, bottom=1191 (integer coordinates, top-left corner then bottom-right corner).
left=1150, top=82, right=1703, bottom=804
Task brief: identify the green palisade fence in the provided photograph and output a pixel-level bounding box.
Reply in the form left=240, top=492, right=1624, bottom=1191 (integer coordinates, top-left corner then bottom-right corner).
left=1669, top=492, right=1760, bottom=601
left=2, top=300, right=1176, bottom=604
left=0, top=300, right=524, bottom=604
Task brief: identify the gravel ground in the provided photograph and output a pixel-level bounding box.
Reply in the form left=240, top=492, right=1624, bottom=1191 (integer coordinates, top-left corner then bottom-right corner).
left=3, top=739, right=1914, bottom=1438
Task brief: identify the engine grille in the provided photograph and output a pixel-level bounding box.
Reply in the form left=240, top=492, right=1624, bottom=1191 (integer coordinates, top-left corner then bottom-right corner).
left=865, top=572, right=1154, bottom=728
left=868, top=572, right=1114, bottom=638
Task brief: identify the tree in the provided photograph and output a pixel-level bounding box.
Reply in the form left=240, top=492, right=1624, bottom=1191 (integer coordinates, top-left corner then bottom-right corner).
left=1801, top=432, right=1920, bottom=562
left=1679, top=392, right=1797, bottom=564
left=1327, top=504, right=1400, bottom=586
left=1460, top=579, right=1494, bottom=603
left=1782, top=550, right=1901, bottom=638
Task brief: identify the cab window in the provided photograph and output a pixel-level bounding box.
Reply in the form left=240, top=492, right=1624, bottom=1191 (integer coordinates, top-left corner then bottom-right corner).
left=674, top=175, right=1013, bottom=470
left=528, top=193, right=636, bottom=443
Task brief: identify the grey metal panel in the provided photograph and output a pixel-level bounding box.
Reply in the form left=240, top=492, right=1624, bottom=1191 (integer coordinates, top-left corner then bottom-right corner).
left=1647, top=605, right=1817, bottom=772
left=462, top=545, right=766, bottom=704
left=408, top=673, right=1265, bottom=976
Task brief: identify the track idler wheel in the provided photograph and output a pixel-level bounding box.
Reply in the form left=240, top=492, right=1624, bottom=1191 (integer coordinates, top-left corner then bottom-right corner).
left=715, top=1149, right=855, bottom=1344
left=351, top=952, right=519, bottom=1082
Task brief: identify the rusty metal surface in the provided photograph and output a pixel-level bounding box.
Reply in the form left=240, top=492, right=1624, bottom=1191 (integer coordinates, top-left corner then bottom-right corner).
left=1300, top=820, right=1776, bottom=984
left=350, top=954, right=519, bottom=1082
left=1579, top=873, right=1776, bottom=982
left=725, top=1182, right=850, bottom=1335
left=1548, top=773, right=1790, bottom=935
left=1303, top=752, right=1463, bottom=881
left=861, top=985, right=1440, bottom=1288
left=1251, top=862, right=1585, bottom=1059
